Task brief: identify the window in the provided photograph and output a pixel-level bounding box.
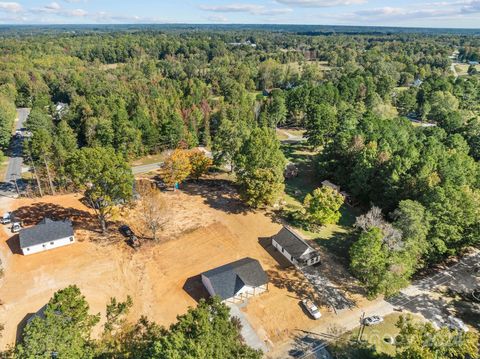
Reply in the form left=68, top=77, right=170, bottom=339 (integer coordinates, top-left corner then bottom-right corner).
left=69, top=237, right=74, bottom=242
left=26, top=248, right=30, bottom=251
left=50, top=242, right=54, bottom=245
left=42, top=244, right=46, bottom=248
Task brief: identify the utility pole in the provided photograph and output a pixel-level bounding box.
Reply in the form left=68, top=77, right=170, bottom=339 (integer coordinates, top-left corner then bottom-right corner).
left=357, top=312, right=366, bottom=343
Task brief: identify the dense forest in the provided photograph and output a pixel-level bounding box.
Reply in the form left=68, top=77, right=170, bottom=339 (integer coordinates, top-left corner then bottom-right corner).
left=0, top=26, right=479, bottom=357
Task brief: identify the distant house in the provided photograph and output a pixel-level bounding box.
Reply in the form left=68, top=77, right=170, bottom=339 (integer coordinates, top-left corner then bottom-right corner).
left=321, top=180, right=340, bottom=192
left=201, top=258, right=268, bottom=303
left=321, top=180, right=353, bottom=205
left=411, top=78, right=423, bottom=88
left=272, top=226, right=320, bottom=267
left=19, top=218, right=75, bottom=256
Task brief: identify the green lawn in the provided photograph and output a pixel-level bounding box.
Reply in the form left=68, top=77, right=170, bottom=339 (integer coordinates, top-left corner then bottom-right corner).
left=331, top=313, right=418, bottom=358
left=279, top=141, right=360, bottom=261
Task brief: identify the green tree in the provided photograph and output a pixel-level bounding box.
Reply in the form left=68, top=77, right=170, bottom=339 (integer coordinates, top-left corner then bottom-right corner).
left=235, top=127, right=286, bottom=207
left=16, top=285, right=100, bottom=359
left=395, top=315, right=479, bottom=359
left=305, top=103, right=338, bottom=148
left=66, top=147, right=134, bottom=233
left=151, top=297, right=262, bottom=359
left=303, top=186, right=344, bottom=226
left=350, top=227, right=388, bottom=297
left=52, top=120, right=78, bottom=188
left=0, top=96, right=16, bottom=149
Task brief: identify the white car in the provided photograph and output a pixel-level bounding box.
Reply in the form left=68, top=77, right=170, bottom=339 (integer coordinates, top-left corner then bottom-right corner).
left=447, top=316, right=469, bottom=332
left=11, top=222, right=22, bottom=233
left=301, top=299, right=321, bottom=320
left=363, top=315, right=384, bottom=326
left=0, top=212, right=11, bottom=224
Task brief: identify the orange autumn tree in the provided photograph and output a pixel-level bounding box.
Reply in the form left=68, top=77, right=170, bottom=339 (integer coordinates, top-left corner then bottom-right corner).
left=160, top=149, right=192, bottom=188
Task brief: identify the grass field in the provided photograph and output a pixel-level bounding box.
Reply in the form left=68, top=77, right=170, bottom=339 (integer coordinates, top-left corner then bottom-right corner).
left=454, top=63, right=480, bottom=76
left=331, top=313, right=420, bottom=358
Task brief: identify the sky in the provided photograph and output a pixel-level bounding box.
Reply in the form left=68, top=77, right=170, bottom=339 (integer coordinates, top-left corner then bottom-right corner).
left=0, top=0, right=479, bottom=28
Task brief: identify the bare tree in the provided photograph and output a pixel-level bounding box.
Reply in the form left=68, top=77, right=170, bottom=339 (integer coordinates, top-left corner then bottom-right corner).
left=355, top=206, right=403, bottom=251
left=136, top=180, right=168, bottom=241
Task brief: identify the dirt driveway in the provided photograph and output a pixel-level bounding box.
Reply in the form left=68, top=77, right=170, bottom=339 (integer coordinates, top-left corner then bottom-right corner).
left=0, top=182, right=326, bottom=350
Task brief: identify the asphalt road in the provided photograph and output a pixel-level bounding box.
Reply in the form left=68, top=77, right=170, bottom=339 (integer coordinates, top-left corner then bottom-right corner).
left=131, top=162, right=163, bottom=175
left=0, top=108, right=30, bottom=198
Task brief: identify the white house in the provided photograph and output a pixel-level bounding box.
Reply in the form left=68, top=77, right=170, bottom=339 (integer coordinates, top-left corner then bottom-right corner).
left=272, top=226, right=320, bottom=267
left=201, top=258, right=268, bottom=303
left=19, top=218, right=75, bottom=255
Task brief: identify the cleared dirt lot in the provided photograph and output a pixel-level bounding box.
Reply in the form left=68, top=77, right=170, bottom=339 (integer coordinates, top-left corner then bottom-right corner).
left=0, top=181, right=328, bottom=350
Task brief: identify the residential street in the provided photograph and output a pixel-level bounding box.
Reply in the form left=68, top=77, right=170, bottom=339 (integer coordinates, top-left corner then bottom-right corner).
left=0, top=108, right=30, bottom=198
left=131, top=162, right=163, bottom=175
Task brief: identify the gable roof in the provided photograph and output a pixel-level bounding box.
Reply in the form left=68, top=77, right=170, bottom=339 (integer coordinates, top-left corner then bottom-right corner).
left=202, top=258, right=268, bottom=300
left=19, top=218, right=74, bottom=249
left=273, top=226, right=312, bottom=259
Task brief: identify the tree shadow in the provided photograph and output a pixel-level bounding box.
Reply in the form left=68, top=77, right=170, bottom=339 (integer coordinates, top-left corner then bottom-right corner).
left=181, top=179, right=252, bottom=215
left=288, top=333, right=332, bottom=358
left=267, top=268, right=322, bottom=304
left=15, top=312, right=34, bottom=345
left=182, top=275, right=210, bottom=303
left=315, top=231, right=355, bottom=266
left=387, top=293, right=452, bottom=327
left=13, top=202, right=97, bottom=232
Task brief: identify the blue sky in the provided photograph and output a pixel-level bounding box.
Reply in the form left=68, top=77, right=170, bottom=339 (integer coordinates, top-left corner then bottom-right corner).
left=0, top=0, right=479, bottom=28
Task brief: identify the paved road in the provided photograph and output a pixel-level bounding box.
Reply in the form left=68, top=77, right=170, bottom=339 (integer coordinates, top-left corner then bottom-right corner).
left=387, top=250, right=480, bottom=328
left=0, top=108, right=30, bottom=198
left=131, top=162, right=163, bottom=175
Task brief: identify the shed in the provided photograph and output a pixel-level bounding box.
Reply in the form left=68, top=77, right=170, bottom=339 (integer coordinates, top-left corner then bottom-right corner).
left=19, top=218, right=75, bottom=256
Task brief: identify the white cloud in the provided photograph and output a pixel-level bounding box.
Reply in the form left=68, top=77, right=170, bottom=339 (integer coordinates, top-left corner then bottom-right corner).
left=275, top=0, right=366, bottom=7
left=200, top=3, right=292, bottom=16
left=0, top=2, right=22, bottom=13
left=45, top=2, right=62, bottom=10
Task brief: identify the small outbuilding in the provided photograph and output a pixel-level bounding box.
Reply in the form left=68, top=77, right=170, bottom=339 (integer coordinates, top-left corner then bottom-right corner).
left=272, top=226, right=320, bottom=267
left=19, top=218, right=75, bottom=256
left=201, top=258, right=268, bottom=303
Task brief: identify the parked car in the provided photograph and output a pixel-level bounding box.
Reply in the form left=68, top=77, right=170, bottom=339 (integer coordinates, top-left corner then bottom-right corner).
left=447, top=316, right=469, bottom=332
left=0, top=212, right=12, bottom=224
left=301, top=299, right=321, bottom=320
left=363, top=315, right=384, bottom=326
left=119, top=225, right=134, bottom=238
left=11, top=222, right=22, bottom=233
left=126, top=235, right=141, bottom=250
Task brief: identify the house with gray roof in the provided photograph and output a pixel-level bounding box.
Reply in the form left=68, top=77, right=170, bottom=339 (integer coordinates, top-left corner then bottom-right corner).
left=19, top=218, right=75, bottom=256
left=272, top=226, right=320, bottom=267
left=201, top=258, right=268, bottom=303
